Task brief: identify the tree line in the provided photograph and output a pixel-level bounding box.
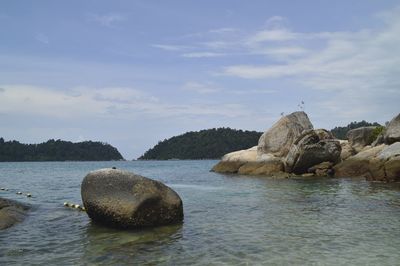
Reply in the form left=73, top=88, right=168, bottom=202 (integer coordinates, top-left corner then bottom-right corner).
left=330, top=120, right=381, bottom=139
left=0, top=138, right=123, bottom=162
left=139, top=128, right=262, bottom=160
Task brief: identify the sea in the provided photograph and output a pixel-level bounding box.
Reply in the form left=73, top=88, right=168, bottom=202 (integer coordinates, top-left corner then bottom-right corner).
left=1, top=160, right=400, bottom=265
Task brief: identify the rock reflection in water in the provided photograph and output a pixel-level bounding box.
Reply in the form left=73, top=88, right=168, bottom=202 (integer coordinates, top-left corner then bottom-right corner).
left=82, top=222, right=183, bottom=265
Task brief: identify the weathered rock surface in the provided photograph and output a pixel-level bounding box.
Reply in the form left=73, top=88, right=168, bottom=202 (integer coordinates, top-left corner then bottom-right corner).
left=384, top=113, right=400, bottom=144
left=308, top=162, right=334, bottom=177
left=284, top=129, right=341, bottom=174
left=334, top=143, right=400, bottom=181
left=0, top=197, right=30, bottom=230
left=347, top=126, right=377, bottom=152
left=258, top=112, right=313, bottom=158
left=81, top=168, right=183, bottom=229
left=339, top=140, right=355, bottom=160
left=211, top=146, right=257, bottom=173
left=237, top=157, right=284, bottom=176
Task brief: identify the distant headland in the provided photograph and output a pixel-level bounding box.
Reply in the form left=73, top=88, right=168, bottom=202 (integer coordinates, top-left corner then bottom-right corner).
left=139, top=128, right=262, bottom=160
left=0, top=138, right=123, bottom=162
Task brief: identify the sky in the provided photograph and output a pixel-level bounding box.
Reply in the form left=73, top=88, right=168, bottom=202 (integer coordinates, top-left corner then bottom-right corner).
left=1, top=0, right=400, bottom=159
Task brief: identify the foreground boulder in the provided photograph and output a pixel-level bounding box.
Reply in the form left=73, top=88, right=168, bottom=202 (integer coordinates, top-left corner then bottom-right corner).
left=384, top=113, right=400, bottom=144
left=347, top=126, right=377, bottom=152
left=284, top=129, right=341, bottom=174
left=81, top=168, right=183, bottom=229
left=257, top=111, right=313, bottom=158
left=0, top=197, right=30, bottom=230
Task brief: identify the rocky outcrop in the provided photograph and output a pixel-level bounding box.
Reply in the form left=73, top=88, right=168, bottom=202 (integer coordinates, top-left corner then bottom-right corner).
left=334, top=143, right=400, bottom=181
left=237, top=157, right=284, bottom=176
left=384, top=113, right=400, bottom=144
left=211, top=146, right=257, bottom=173
left=308, top=162, right=334, bottom=177
left=284, top=129, right=341, bottom=174
left=81, top=168, right=183, bottom=229
left=212, top=111, right=400, bottom=182
left=0, top=197, right=30, bottom=230
left=257, top=112, right=313, bottom=158
left=347, top=126, right=377, bottom=152
left=339, top=140, right=355, bottom=160
left=211, top=146, right=285, bottom=176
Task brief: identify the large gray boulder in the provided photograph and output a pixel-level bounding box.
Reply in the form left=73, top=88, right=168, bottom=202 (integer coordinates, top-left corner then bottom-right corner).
left=258, top=111, right=313, bottom=158
left=284, top=129, right=341, bottom=174
left=0, top=197, right=30, bottom=230
left=384, top=113, right=400, bottom=144
left=347, top=126, right=377, bottom=152
left=81, top=168, right=183, bottom=229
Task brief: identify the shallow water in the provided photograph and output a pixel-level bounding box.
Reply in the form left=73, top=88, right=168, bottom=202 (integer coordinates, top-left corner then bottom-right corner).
left=1, top=160, right=400, bottom=265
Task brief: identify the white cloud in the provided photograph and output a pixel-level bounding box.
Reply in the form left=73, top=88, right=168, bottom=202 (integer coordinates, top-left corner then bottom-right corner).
left=181, top=82, right=221, bottom=94
left=182, top=52, right=226, bottom=58
left=247, top=29, right=297, bottom=43
left=208, top=28, right=238, bottom=34
left=0, top=85, right=249, bottom=119
left=151, top=44, right=191, bottom=51
left=87, top=13, right=126, bottom=27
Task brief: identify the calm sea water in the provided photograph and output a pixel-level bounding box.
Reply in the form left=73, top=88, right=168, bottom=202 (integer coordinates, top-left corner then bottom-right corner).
left=1, top=160, right=400, bottom=265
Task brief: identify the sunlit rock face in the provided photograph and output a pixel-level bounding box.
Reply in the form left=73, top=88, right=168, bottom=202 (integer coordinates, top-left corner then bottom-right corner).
left=257, top=111, right=313, bottom=158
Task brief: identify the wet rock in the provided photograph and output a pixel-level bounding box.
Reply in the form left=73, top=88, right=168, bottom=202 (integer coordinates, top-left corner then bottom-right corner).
left=211, top=146, right=257, bottom=173
left=0, top=197, right=30, bottom=230
left=237, top=157, right=284, bottom=175
left=211, top=161, right=245, bottom=173
left=81, top=168, right=183, bottom=229
left=257, top=111, right=313, bottom=158
left=308, top=161, right=334, bottom=177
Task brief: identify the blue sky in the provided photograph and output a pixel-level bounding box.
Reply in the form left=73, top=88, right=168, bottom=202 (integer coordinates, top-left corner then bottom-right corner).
left=1, top=0, right=400, bottom=159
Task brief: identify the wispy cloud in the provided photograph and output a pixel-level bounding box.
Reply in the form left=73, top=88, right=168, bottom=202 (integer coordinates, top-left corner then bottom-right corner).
left=0, top=85, right=249, bottom=119
left=151, top=44, right=191, bottom=51
left=87, top=13, right=126, bottom=27
left=35, top=33, right=49, bottom=44
left=182, top=52, right=226, bottom=58
left=181, top=82, right=221, bottom=94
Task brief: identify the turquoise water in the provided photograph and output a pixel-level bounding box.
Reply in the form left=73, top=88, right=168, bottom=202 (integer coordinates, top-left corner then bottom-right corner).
left=1, top=160, right=400, bottom=265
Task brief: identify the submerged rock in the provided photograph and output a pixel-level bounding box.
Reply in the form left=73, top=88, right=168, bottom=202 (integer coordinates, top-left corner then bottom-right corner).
left=0, top=197, right=30, bottom=230
left=81, top=168, right=183, bottom=229
left=257, top=111, right=313, bottom=158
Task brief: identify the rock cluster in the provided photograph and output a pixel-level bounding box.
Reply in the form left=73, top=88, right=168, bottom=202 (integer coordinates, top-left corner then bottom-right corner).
left=212, top=111, right=400, bottom=182
left=212, top=112, right=341, bottom=177
left=81, top=168, right=183, bottom=229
